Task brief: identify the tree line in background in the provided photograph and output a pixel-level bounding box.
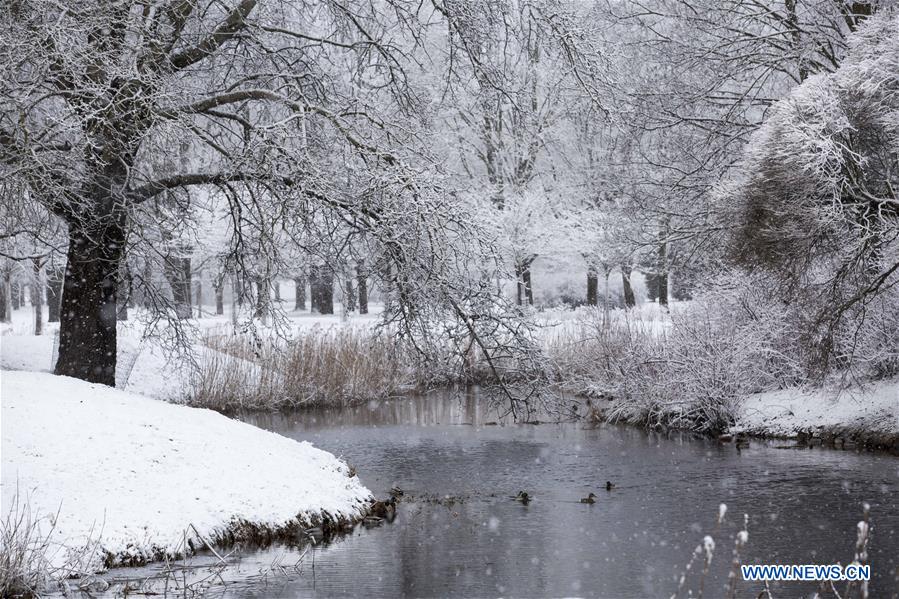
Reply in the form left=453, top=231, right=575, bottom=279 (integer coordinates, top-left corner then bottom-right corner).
left=1, top=0, right=896, bottom=391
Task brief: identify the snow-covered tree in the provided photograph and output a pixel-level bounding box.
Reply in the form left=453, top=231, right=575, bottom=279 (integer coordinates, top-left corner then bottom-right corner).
left=729, top=11, right=899, bottom=372
left=0, top=0, right=606, bottom=398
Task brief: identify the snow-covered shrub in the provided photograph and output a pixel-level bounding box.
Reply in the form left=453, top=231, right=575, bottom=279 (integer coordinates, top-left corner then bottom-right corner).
left=610, top=301, right=788, bottom=433
left=550, top=264, right=899, bottom=433
left=548, top=276, right=816, bottom=432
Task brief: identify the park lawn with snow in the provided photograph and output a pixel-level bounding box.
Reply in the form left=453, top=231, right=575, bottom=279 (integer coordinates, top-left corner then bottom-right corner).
left=0, top=370, right=372, bottom=572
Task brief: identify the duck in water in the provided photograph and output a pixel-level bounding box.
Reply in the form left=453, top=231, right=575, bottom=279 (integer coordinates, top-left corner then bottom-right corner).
left=371, top=496, right=397, bottom=520
left=605, top=481, right=615, bottom=491
left=513, top=491, right=531, bottom=504
left=579, top=493, right=597, bottom=504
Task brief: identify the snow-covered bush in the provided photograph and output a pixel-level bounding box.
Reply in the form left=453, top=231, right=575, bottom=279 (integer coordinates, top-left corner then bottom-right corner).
left=549, top=298, right=789, bottom=433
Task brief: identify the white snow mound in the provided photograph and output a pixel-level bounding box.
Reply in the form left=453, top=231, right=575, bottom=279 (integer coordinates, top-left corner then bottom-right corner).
left=0, top=371, right=372, bottom=570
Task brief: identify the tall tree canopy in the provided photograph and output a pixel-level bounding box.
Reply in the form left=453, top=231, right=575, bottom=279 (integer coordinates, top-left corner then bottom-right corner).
left=0, top=0, right=604, bottom=391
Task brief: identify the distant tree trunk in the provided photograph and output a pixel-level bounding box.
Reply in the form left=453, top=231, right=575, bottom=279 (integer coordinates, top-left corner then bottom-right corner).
left=586, top=265, right=598, bottom=306
left=381, top=263, right=395, bottom=314
left=31, top=257, right=43, bottom=336
left=214, top=275, right=224, bottom=315
left=621, top=264, right=636, bottom=309
left=523, top=267, right=533, bottom=306
left=515, top=263, right=524, bottom=306
left=195, top=271, right=203, bottom=317
left=47, top=266, right=63, bottom=322
left=645, top=273, right=658, bottom=303
left=0, top=273, right=8, bottom=323
left=602, top=265, right=611, bottom=329
left=254, top=276, right=271, bottom=319
left=231, top=274, right=241, bottom=326
left=294, top=276, right=306, bottom=310
left=784, top=0, right=809, bottom=81
left=345, top=279, right=356, bottom=312
left=273, top=279, right=281, bottom=302
left=55, top=223, right=124, bottom=386
left=515, top=261, right=534, bottom=306
left=357, top=261, right=368, bottom=315
left=1, top=268, right=12, bottom=322
left=310, top=266, right=334, bottom=315
left=10, top=279, right=20, bottom=310
left=164, top=255, right=192, bottom=319
left=658, top=235, right=669, bottom=308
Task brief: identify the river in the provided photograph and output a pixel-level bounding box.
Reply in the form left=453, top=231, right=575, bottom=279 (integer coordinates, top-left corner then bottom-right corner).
left=103, top=390, right=899, bottom=597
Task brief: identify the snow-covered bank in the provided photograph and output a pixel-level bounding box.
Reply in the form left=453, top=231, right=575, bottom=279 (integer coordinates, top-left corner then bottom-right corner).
left=733, top=379, right=899, bottom=450
left=0, top=371, right=372, bottom=571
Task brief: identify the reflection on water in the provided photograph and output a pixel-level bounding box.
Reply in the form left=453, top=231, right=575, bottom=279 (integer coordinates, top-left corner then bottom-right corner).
left=110, top=390, right=899, bottom=598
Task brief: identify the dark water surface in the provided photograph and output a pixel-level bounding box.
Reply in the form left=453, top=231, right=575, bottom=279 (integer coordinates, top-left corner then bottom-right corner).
left=111, top=391, right=899, bottom=598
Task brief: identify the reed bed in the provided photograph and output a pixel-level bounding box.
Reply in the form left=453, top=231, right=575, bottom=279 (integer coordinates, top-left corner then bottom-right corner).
left=0, top=494, right=102, bottom=598
left=190, top=328, right=417, bottom=412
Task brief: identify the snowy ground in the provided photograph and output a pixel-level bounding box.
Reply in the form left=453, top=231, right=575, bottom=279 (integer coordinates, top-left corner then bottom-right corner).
left=0, top=370, right=372, bottom=572
left=1, top=304, right=376, bottom=576
left=734, top=379, right=899, bottom=448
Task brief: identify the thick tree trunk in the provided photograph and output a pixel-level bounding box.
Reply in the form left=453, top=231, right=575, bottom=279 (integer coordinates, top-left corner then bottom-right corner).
left=586, top=266, right=598, bottom=306
left=310, top=266, right=334, bottom=315
left=357, top=262, right=368, bottom=315
left=273, top=280, right=281, bottom=302
left=31, top=257, right=43, bottom=336
left=55, top=224, right=124, bottom=386
left=621, top=264, right=636, bottom=309
left=164, top=255, right=192, bottom=319
left=294, top=276, right=306, bottom=310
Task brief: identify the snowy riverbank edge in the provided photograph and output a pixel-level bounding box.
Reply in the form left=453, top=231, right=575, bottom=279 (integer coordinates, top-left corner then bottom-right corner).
left=584, top=377, right=899, bottom=451
left=3, top=330, right=897, bottom=451
left=731, top=379, right=899, bottom=451
left=0, top=370, right=373, bottom=573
